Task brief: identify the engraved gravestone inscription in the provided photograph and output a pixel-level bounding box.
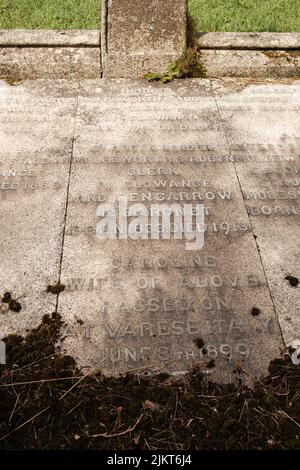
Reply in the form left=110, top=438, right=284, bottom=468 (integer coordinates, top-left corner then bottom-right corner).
left=1, top=78, right=299, bottom=383
left=0, top=80, right=78, bottom=336
left=58, top=80, right=284, bottom=382
left=214, top=82, right=300, bottom=346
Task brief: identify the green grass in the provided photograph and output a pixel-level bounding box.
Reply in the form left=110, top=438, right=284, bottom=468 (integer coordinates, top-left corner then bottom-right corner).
left=189, top=0, right=300, bottom=32
left=0, top=0, right=299, bottom=31
left=0, top=0, right=100, bottom=29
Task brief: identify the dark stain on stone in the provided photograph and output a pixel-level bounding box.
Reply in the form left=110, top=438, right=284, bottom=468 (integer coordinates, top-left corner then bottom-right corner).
left=194, top=337, right=205, bottom=349
left=46, top=283, right=65, bottom=295
left=264, top=50, right=300, bottom=60
left=251, top=307, right=261, bottom=316
left=285, top=275, right=299, bottom=288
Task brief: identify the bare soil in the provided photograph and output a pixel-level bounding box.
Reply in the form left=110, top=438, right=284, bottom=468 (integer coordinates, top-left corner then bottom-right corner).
left=0, top=313, right=299, bottom=450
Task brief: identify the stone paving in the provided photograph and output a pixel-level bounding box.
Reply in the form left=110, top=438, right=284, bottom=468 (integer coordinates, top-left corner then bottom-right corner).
left=0, top=78, right=299, bottom=382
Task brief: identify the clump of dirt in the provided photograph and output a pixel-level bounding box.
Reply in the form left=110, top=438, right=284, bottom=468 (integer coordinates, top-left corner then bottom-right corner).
left=193, top=337, right=205, bottom=349
left=1, top=292, right=22, bottom=313
left=206, top=359, right=215, bottom=369
left=1, top=292, right=12, bottom=304
left=0, top=315, right=300, bottom=450
left=46, top=283, right=65, bottom=295
left=285, top=275, right=299, bottom=288
left=8, top=299, right=22, bottom=313
left=251, top=307, right=261, bottom=316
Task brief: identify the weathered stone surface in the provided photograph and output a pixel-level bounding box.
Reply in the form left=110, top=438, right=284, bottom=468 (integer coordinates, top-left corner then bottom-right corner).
left=0, top=80, right=78, bottom=337
left=200, top=50, right=300, bottom=78
left=213, top=80, right=300, bottom=345
left=101, top=0, right=187, bottom=78
left=1, top=77, right=299, bottom=384
left=196, top=32, right=300, bottom=50
left=0, top=47, right=101, bottom=80
left=57, top=80, right=283, bottom=382
left=0, top=30, right=100, bottom=46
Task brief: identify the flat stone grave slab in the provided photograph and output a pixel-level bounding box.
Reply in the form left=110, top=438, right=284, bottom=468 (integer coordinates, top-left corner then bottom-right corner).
left=58, top=79, right=285, bottom=382
left=1, top=78, right=299, bottom=384
left=213, top=80, right=300, bottom=346
left=0, top=80, right=78, bottom=337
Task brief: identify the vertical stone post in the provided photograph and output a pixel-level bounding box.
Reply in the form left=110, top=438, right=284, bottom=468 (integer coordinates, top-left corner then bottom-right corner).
left=101, top=0, right=187, bottom=78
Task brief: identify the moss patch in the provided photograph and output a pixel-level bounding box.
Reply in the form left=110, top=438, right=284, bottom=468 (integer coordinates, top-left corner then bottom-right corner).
left=4, top=78, right=24, bottom=86
left=145, top=47, right=206, bottom=83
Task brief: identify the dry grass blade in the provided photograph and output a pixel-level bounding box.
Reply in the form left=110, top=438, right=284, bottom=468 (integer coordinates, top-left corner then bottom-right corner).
left=59, top=357, right=107, bottom=400
left=0, top=407, right=50, bottom=441
left=92, top=414, right=144, bottom=439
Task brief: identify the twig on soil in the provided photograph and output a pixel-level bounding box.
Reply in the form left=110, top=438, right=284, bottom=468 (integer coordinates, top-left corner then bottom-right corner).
left=0, top=376, right=83, bottom=387
left=0, top=358, right=108, bottom=442
left=59, top=357, right=107, bottom=400
left=277, top=409, right=300, bottom=429
left=234, top=361, right=265, bottom=387
left=238, top=399, right=248, bottom=423
left=234, top=360, right=291, bottom=396
left=8, top=353, right=59, bottom=376
left=126, top=357, right=181, bottom=374
left=8, top=394, right=20, bottom=423
left=91, top=413, right=144, bottom=439
left=0, top=406, right=50, bottom=441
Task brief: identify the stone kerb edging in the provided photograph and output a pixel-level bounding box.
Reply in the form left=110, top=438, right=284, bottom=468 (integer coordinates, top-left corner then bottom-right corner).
left=0, top=30, right=101, bottom=80
left=196, top=32, right=300, bottom=50
left=196, top=32, right=300, bottom=79
left=0, top=30, right=300, bottom=80
left=0, top=30, right=100, bottom=46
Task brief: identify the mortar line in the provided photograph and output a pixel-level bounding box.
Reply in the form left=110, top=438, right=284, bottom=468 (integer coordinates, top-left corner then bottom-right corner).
left=196, top=46, right=300, bottom=51
left=55, top=83, right=80, bottom=312
left=98, top=7, right=103, bottom=77
left=0, top=44, right=99, bottom=49
left=211, top=79, right=286, bottom=347
left=104, top=0, right=109, bottom=54
left=99, top=32, right=103, bottom=78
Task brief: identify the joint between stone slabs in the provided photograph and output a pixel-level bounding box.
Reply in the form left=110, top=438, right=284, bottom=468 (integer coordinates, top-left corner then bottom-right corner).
left=0, top=44, right=99, bottom=49
left=55, top=84, right=81, bottom=312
